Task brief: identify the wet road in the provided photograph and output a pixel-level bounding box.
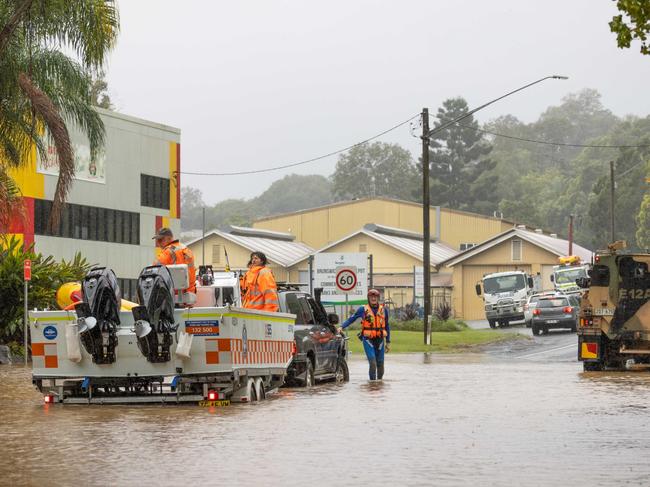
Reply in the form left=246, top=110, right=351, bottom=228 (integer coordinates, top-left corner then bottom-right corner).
left=3, top=331, right=650, bottom=486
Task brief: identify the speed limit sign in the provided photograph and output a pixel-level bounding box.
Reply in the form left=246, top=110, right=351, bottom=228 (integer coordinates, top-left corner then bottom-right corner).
left=335, top=266, right=358, bottom=294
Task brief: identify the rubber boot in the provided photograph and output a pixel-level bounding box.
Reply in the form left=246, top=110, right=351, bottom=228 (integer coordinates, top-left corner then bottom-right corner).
left=377, top=362, right=384, bottom=380
left=368, top=359, right=377, bottom=380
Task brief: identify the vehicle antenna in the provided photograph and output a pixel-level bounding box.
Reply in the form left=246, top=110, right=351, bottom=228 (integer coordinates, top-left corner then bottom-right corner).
left=224, top=247, right=231, bottom=272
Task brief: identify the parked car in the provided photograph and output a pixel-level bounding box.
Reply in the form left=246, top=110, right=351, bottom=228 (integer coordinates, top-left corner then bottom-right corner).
left=524, top=291, right=561, bottom=327
left=531, top=295, right=578, bottom=336
left=278, top=287, right=349, bottom=387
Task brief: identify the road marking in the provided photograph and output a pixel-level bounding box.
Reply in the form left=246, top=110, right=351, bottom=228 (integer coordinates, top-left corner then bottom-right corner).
left=516, top=343, right=575, bottom=359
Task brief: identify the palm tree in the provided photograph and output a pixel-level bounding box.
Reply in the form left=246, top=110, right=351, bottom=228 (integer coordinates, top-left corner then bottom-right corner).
left=0, top=0, right=119, bottom=231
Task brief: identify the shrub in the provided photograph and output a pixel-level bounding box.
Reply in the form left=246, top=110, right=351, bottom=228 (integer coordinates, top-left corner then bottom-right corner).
left=433, top=302, right=453, bottom=321
left=0, top=236, right=91, bottom=343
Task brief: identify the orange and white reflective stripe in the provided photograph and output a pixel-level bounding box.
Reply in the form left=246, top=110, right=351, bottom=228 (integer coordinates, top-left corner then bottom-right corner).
left=224, top=339, right=293, bottom=365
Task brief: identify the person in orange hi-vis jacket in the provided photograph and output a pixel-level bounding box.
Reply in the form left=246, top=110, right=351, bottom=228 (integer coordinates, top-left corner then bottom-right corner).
left=153, top=227, right=196, bottom=293
left=241, top=251, right=279, bottom=312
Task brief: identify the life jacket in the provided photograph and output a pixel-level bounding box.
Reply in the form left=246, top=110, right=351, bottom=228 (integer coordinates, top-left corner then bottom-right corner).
left=362, top=304, right=387, bottom=339
left=156, top=240, right=196, bottom=293
left=242, top=265, right=279, bottom=312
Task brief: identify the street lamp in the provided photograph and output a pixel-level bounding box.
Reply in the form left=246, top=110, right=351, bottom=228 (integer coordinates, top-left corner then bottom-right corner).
left=421, top=75, right=568, bottom=345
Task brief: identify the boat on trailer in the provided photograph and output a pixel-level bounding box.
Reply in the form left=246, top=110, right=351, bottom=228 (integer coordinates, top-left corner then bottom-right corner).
left=30, top=264, right=295, bottom=405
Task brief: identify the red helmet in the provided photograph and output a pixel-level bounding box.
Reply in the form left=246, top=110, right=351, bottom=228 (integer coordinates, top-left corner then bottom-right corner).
left=367, top=289, right=380, bottom=297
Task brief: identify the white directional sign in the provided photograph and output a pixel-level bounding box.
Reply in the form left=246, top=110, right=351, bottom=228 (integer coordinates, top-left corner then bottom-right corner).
left=414, top=266, right=424, bottom=298
left=335, top=266, right=358, bottom=294
left=314, top=252, right=368, bottom=305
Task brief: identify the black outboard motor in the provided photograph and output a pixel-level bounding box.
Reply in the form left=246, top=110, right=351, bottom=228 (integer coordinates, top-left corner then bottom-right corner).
left=76, top=267, right=121, bottom=364
left=132, top=265, right=176, bottom=363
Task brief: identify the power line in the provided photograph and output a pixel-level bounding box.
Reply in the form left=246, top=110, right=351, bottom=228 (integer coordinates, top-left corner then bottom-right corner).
left=431, top=114, right=650, bottom=149
left=180, top=113, right=421, bottom=176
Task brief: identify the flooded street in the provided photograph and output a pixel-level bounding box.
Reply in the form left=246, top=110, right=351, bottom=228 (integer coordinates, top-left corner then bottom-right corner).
left=3, top=343, right=650, bottom=486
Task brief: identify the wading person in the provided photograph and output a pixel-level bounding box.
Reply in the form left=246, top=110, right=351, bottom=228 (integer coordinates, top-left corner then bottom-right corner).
left=340, top=289, right=391, bottom=380
left=241, top=251, right=279, bottom=312
left=153, top=227, right=196, bottom=293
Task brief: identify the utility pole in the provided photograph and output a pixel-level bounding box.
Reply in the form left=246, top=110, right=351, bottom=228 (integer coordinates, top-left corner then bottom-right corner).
left=422, top=108, right=431, bottom=345
left=202, top=207, right=206, bottom=267
left=610, top=160, right=615, bottom=243
left=568, top=214, right=574, bottom=255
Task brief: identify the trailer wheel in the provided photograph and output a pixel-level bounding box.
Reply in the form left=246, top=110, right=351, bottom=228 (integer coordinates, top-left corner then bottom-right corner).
left=249, top=378, right=258, bottom=402
left=335, top=358, right=349, bottom=384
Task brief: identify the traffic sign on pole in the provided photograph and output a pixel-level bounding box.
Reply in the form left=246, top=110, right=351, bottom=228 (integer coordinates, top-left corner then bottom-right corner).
left=335, top=266, right=358, bottom=294
left=24, top=259, right=31, bottom=281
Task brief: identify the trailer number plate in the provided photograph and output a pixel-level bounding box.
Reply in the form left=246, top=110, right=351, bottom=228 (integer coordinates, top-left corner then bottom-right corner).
left=198, top=400, right=230, bottom=407
left=594, top=308, right=615, bottom=316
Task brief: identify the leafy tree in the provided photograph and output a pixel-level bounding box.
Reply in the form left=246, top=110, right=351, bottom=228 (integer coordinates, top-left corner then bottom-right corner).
left=0, top=236, right=91, bottom=344
left=0, top=0, right=119, bottom=230
left=180, top=186, right=205, bottom=231
left=90, top=72, right=113, bottom=109
left=427, top=97, right=497, bottom=213
left=610, top=0, right=650, bottom=54
left=331, top=142, right=419, bottom=202
left=637, top=192, right=650, bottom=249
left=254, top=174, right=333, bottom=215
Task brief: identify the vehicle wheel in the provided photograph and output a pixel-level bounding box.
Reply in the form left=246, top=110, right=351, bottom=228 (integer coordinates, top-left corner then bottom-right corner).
left=571, top=323, right=577, bottom=333
left=488, top=320, right=496, bottom=329
left=542, top=326, right=549, bottom=335
left=302, top=360, right=315, bottom=388
left=583, top=361, right=603, bottom=372
left=532, top=324, right=541, bottom=336
left=254, top=377, right=265, bottom=400
left=335, top=358, right=350, bottom=384
left=525, top=320, right=532, bottom=328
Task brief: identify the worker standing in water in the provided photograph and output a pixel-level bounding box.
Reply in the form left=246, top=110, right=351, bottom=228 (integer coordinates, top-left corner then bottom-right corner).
left=340, top=289, right=391, bottom=380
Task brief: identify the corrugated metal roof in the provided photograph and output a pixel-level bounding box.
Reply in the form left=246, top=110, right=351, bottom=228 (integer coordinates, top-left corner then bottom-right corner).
left=440, top=228, right=593, bottom=268
left=365, top=230, right=459, bottom=265
left=186, top=229, right=313, bottom=268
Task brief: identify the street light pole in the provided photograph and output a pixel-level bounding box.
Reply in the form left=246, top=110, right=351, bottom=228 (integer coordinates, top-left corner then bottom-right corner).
left=421, top=76, right=567, bottom=343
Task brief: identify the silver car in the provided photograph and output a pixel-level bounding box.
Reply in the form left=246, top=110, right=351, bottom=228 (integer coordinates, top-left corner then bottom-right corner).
left=524, top=291, right=559, bottom=327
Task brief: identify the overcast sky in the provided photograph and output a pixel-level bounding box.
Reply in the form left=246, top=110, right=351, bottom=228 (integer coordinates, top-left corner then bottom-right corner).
left=106, top=0, right=650, bottom=205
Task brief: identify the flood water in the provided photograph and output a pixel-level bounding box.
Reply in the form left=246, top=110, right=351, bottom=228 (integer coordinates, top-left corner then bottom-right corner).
left=3, top=353, right=650, bottom=486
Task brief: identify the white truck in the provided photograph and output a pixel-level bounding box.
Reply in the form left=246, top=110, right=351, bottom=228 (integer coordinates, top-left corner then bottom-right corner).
left=475, top=270, right=536, bottom=328
left=550, top=256, right=590, bottom=296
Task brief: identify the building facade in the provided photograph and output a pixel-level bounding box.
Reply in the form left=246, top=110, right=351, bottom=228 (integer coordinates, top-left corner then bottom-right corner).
left=6, top=108, right=181, bottom=299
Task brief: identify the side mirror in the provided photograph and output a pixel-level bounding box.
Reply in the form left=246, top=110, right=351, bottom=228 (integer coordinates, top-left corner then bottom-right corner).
left=475, top=284, right=481, bottom=296
left=527, top=277, right=534, bottom=288
left=327, top=313, right=339, bottom=325
left=576, top=277, right=590, bottom=289
left=550, top=275, right=554, bottom=282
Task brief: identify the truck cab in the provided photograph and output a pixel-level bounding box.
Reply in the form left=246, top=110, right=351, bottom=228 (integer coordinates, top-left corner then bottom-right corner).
left=476, top=270, right=535, bottom=328
left=551, top=256, right=590, bottom=296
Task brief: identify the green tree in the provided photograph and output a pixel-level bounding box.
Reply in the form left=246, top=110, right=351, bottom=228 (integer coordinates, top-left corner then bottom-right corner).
left=610, top=0, right=650, bottom=54
left=90, top=71, right=113, bottom=109
left=637, top=192, right=650, bottom=249
left=331, top=142, right=419, bottom=202
left=427, top=97, right=497, bottom=213
left=0, top=236, right=91, bottom=344
left=253, top=174, right=333, bottom=216
left=0, top=0, right=119, bottom=230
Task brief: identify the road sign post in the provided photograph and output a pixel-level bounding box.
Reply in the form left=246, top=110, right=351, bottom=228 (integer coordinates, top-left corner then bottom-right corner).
left=23, top=259, right=31, bottom=365
left=335, top=266, right=358, bottom=318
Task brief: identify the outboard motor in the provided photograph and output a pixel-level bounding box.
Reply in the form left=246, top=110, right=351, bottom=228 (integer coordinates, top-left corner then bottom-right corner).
left=76, top=267, right=121, bottom=364
left=132, top=265, right=176, bottom=363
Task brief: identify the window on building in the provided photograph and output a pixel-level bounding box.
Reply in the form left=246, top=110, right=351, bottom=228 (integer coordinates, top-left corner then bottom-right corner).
left=359, top=244, right=367, bottom=252
left=212, top=244, right=221, bottom=263
left=512, top=239, right=522, bottom=261
left=117, top=277, right=139, bottom=302
left=460, top=243, right=476, bottom=251
left=140, top=174, right=170, bottom=209
left=34, top=199, right=140, bottom=245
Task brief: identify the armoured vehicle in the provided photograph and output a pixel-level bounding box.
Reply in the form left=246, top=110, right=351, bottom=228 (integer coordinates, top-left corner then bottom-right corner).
left=577, top=243, right=650, bottom=371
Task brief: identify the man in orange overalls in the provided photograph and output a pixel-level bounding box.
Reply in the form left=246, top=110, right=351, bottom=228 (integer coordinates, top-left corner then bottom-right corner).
left=153, top=227, right=196, bottom=293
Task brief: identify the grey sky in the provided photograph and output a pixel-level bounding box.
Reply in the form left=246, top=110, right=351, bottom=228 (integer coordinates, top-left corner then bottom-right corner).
left=107, top=0, right=650, bottom=204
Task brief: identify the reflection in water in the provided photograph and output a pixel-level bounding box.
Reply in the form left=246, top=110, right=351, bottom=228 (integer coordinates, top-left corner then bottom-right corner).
left=3, top=356, right=650, bottom=486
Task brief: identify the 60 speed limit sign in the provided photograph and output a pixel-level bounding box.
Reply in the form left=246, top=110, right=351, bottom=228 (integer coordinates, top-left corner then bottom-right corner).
left=335, top=266, right=358, bottom=294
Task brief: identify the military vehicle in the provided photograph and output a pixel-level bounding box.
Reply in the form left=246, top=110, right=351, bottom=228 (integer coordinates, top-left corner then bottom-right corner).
left=577, top=242, right=650, bottom=371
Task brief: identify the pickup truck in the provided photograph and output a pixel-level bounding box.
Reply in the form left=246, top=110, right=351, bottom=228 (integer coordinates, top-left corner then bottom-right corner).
left=278, top=287, right=349, bottom=387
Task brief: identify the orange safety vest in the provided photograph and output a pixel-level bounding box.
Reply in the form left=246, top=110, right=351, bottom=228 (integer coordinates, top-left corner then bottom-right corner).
left=241, top=265, right=279, bottom=312
left=362, top=304, right=387, bottom=339
left=155, top=240, right=196, bottom=293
